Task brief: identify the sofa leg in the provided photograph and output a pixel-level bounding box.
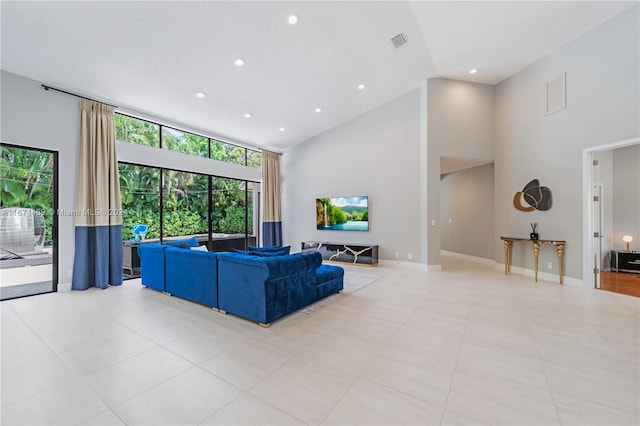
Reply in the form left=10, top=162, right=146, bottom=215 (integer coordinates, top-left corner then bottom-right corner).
left=163, top=291, right=172, bottom=296
left=259, top=322, right=270, bottom=328
left=219, top=309, right=227, bottom=315
left=338, top=290, right=343, bottom=293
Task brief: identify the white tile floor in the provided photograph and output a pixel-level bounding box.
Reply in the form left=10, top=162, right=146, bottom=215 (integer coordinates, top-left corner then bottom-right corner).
left=1, top=257, right=638, bottom=425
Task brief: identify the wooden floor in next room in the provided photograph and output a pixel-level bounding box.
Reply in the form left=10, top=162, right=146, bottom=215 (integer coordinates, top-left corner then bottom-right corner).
left=599, top=271, right=640, bottom=298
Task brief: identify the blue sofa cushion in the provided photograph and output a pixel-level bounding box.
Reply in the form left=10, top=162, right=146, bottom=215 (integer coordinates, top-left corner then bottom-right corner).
left=165, top=246, right=218, bottom=308
left=316, top=264, right=344, bottom=282
left=250, top=247, right=290, bottom=257
left=234, top=246, right=291, bottom=257
left=248, top=245, right=283, bottom=251
left=249, top=245, right=291, bottom=255
left=165, top=237, right=199, bottom=249
left=315, top=263, right=344, bottom=300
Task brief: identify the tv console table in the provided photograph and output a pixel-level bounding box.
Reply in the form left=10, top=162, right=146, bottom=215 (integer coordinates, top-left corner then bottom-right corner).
left=500, top=237, right=565, bottom=284
left=611, top=250, right=640, bottom=273
left=301, top=241, right=378, bottom=266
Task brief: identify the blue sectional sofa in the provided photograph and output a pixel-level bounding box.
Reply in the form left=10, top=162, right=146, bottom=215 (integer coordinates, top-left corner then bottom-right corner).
left=137, top=241, right=344, bottom=326
left=217, top=251, right=343, bottom=326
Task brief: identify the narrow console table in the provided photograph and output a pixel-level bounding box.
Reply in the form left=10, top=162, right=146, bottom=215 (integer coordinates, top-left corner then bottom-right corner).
left=501, top=237, right=565, bottom=284
left=301, top=241, right=378, bottom=266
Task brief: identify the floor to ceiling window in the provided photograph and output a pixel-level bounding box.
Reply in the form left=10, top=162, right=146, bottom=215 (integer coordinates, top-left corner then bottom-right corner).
left=0, top=144, right=58, bottom=300
left=119, top=162, right=257, bottom=275
left=115, top=113, right=260, bottom=278
left=119, top=163, right=258, bottom=247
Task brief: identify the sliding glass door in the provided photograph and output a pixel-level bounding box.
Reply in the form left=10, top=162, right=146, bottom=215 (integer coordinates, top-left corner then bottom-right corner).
left=0, top=144, right=58, bottom=300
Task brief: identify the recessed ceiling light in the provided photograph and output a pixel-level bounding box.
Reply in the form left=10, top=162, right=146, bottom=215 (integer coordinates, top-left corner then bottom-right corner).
left=195, top=92, right=206, bottom=98
left=279, top=127, right=286, bottom=132
left=288, top=14, right=298, bottom=25
left=243, top=113, right=253, bottom=118
left=314, top=107, right=322, bottom=113
left=358, top=83, right=366, bottom=90
left=234, top=58, right=246, bottom=67
left=469, top=68, right=478, bottom=74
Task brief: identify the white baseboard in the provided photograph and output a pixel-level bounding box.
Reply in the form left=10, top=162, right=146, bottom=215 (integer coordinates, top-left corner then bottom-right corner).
left=378, top=259, right=431, bottom=270
left=496, top=264, right=587, bottom=288
left=371, top=255, right=587, bottom=288
left=439, top=250, right=587, bottom=288
left=57, top=282, right=71, bottom=292
left=440, top=250, right=495, bottom=265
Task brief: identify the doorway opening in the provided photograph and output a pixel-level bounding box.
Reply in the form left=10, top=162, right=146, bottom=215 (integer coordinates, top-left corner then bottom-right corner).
left=584, top=137, right=639, bottom=297
left=0, top=143, right=58, bottom=300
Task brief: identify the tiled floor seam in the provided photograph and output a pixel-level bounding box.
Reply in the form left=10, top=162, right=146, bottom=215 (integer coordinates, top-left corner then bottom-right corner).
left=437, top=287, right=486, bottom=426
left=105, top=364, right=246, bottom=424
left=199, top=390, right=309, bottom=426
left=528, top=322, right=564, bottom=425
left=316, top=342, right=387, bottom=425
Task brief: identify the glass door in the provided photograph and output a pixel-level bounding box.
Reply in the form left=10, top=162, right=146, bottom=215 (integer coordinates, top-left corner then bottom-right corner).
left=591, top=155, right=603, bottom=289
left=0, top=144, right=58, bottom=300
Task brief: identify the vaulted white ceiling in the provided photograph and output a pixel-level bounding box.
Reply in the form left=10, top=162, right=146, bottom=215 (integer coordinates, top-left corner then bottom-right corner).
left=1, top=1, right=635, bottom=152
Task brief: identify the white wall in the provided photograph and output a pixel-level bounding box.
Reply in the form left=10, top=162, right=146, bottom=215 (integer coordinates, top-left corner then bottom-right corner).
left=1, top=70, right=80, bottom=286
left=282, top=88, right=422, bottom=263
left=1, top=70, right=260, bottom=288
left=440, top=163, right=495, bottom=260
left=494, top=5, right=639, bottom=281
left=426, top=78, right=495, bottom=266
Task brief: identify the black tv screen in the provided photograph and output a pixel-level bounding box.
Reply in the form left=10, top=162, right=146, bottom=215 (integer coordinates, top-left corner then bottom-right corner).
left=316, top=196, right=368, bottom=231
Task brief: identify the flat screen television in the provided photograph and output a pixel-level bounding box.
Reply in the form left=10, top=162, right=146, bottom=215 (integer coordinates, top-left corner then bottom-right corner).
left=316, top=196, right=368, bottom=231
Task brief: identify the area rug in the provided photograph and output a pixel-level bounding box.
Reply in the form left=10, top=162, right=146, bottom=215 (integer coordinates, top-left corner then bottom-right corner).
left=342, top=268, right=384, bottom=294
left=300, top=268, right=383, bottom=316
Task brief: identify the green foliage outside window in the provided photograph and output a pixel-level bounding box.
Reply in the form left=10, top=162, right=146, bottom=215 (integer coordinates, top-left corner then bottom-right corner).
left=247, top=149, right=261, bottom=168
left=115, top=113, right=261, bottom=168
left=210, top=139, right=246, bottom=165
left=0, top=145, right=54, bottom=245
left=162, top=128, right=208, bottom=158
left=115, top=114, right=159, bottom=147
left=119, top=164, right=253, bottom=242
left=162, top=171, right=209, bottom=237
left=119, top=163, right=160, bottom=240
left=211, top=177, right=252, bottom=234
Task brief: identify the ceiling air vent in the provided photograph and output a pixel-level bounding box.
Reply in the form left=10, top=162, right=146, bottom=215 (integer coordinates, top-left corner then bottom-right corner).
left=391, top=33, right=407, bottom=49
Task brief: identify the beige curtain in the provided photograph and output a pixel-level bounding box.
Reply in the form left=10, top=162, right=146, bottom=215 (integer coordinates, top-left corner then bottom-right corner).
left=72, top=99, right=123, bottom=290
left=261, top=150, right=282, bottom=246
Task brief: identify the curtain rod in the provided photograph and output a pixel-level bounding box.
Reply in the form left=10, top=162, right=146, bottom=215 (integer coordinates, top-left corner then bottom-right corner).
left=41, top=84, right=119, bottom=109
left=41, top=84, right=273, bottom=153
